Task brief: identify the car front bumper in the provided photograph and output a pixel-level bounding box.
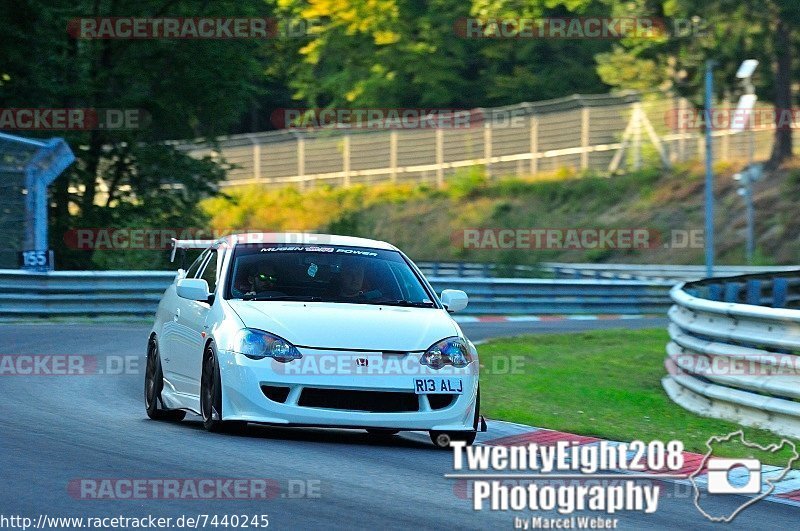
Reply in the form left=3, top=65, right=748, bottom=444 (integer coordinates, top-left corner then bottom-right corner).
left=217, top=348, right=479, bottom=431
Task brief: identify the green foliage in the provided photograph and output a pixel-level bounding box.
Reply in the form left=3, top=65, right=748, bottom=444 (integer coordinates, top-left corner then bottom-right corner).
left=445, top=167, right=489, bottom=199
left=0, top=0, right=267, bottom=269
left=5, top=0, right=799, bottom=271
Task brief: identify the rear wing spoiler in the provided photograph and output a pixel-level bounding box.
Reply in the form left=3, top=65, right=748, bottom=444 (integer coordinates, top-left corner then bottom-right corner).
left=170, top=238, right=216, bottom=264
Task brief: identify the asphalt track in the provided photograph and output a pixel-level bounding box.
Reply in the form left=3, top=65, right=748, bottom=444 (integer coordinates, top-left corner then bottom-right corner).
left=0, top=320, right=796, bottom=530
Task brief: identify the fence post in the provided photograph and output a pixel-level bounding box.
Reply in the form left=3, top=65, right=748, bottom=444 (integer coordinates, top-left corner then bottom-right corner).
left=435, top=128, right=444, bottom=188
left=581, top=106, right=590, bottom=170
left=484, top=122, right=493, bottom=179
left=390, top=130, right=398, bottom=182
left=633, top=103, right=642, bottom=170
left=697, top=134, right=704, bottom=162
left=297, top=136, right=305, bottom=189
left=529, top=115, right=539, bottom=176
left=677, top=97, right=687, bottom=162
left=248, top=135, right=261, bottom=183
left=721, top=99, right=730, bottom=161
left=342, top=134, right=351, bottom=187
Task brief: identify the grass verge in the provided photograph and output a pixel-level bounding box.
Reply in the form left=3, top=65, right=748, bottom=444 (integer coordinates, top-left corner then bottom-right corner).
left=479, top=328, right=798, bottom=466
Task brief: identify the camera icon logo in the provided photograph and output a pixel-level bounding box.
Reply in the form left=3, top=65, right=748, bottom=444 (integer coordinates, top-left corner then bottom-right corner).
left=706, top=458, right=762, bottom=495
left=690, top=431, right=799, bottom=522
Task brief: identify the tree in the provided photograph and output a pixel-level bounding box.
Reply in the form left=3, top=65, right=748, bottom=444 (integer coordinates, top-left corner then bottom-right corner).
left=283, top=0, right=611, bottom=109
left=593, top=0, right=800, bottom=165
left=0, top=0, right=268, bottom=268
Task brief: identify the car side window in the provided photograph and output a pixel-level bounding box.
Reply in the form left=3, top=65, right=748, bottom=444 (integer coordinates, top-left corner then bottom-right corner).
left=199, top=249, right=219, bottom=293
left=185, top=250, right=208, bottom=279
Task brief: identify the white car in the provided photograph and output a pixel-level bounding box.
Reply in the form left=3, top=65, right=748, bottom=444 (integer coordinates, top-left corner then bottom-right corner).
left=145, top=233, right=484, bottom=447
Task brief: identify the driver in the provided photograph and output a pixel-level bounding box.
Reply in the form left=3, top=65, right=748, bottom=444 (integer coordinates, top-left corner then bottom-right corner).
left=339, top=261, right=366, bottom=298
left=338, top=259, right=382, bottom=300
left=251, top=263, right=278, bottom=293
left=234, top=262, right=282, bottom=298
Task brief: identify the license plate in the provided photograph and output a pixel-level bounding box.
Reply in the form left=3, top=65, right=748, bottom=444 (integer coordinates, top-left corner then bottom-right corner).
left=414, top=378, right=464, bottom=394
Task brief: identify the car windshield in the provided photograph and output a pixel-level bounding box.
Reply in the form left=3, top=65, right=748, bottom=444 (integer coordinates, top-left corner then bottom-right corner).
left=226, top=243, right=435, bottom=307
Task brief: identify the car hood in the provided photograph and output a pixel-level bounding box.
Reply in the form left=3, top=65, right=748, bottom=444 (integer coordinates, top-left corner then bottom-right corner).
left=226, top=300, right=458, bottom=351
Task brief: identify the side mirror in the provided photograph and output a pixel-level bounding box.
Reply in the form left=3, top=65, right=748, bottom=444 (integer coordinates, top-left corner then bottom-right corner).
left=176, top=278, right=211, bottom=302
left=440, top=289, right=468, bottom=313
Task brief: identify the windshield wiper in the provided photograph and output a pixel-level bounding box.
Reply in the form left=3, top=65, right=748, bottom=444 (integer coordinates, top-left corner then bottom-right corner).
left=241, top=294, right=323, bottom=302
left=371, top=299, right=436, bottom=308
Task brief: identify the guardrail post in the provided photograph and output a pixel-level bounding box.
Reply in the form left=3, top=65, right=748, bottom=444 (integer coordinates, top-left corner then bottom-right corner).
left=745, top=279, right=761, bottom=305
left=724, top=282, right=741, bottom=303
left=773, top=278, right=789, bottom=308
left=708, top=283, right=722, bottom=301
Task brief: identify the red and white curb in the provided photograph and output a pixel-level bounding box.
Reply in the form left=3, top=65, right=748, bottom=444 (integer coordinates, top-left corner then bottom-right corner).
left=471, top=420, right=800, bottom=509
left=453, top=314, right=658, bottom=323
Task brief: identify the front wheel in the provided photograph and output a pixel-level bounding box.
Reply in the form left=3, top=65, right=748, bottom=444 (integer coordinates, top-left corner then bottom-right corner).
left=201, top=344, right=247, bottom=434
left=144, top=338, right=186, bottom=422
left=430, top=430, right=477, bottom=449
left=430, top=386, right=480, bottom=449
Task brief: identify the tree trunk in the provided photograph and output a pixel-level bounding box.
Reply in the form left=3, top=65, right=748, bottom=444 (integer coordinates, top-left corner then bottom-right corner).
left=770, top=18, right=793, bottom=165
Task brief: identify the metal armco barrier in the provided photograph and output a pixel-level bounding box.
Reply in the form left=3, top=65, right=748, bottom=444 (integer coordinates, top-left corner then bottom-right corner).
left=663, top=270, right=800, bottom=438
left=547, top=262, right=800, bottom=282
left=426, top=277, right=672, bottom=315
left=0, top=270, right=175, bottom=316
left=0, top=269, right=673, bottom=318
left=416, top=261, right=799, bottom=281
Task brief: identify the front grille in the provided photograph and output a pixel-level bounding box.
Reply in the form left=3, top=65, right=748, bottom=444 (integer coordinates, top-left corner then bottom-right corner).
left=298, top=387, right=419, bottom=413
left=261, top=385, right=291, bottom=403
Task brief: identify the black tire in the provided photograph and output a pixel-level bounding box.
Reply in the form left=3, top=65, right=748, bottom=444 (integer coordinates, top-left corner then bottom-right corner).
left=430, top=430, right=477, bottom=449
left=144, top=337, right=186, bottom=422
left=366, top=429, right=400, bottom=437
left=201, top=344, right=247, bottom=434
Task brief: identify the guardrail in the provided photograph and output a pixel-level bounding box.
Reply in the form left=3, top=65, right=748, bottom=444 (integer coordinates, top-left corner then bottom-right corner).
left=547, top=262, right=800, bottom=281
left=0, top=270, right=176, bottom=316
left=416, top=261, right=799, bottom=281
left=663, top=270, right=800, bottom=438
left=0, top=269, right=673, bottom=318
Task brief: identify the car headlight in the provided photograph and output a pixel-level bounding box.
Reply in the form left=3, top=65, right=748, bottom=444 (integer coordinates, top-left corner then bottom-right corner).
left=232, top=329, right=302, bottom=362
left=420, top=337, right=473, bottom=369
